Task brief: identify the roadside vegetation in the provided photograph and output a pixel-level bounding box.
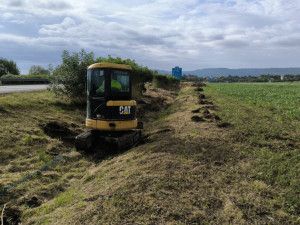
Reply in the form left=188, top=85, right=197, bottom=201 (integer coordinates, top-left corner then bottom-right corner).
left=0, top=90, right=86, bottom=224
left=0, top=81, right=299, bottom=224
left=0, top=58, right=20, bottom=77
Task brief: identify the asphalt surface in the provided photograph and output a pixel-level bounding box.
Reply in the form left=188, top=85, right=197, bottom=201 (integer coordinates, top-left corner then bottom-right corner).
left=0, top=84, right=49, bottom=94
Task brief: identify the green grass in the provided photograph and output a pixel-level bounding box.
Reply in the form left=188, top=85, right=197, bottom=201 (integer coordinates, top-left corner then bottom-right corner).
left=1, top=83, right=299, bottom=224
left=0, top=90, right=87, bottom=223
left=206, top=82, right=300, bottom=216
left=209, top=82, right=300, bottom=120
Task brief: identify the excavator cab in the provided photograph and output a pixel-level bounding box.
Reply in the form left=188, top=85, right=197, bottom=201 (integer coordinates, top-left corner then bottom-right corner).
left=75, top=63, right=142, bottom=153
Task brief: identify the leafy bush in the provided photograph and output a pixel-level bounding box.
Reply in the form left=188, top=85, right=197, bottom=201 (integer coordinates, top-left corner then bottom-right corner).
left=48, top=50, right=95, bottom=102
left=0, top=58, right=20, bottom=76
left=153, top=74, right=180, bottom=90
left=29, top=65, right=50, bottom=75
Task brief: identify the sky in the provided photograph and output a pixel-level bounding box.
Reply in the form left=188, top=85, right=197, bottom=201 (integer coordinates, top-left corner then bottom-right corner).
left=1, top=0, right=300, bottom=74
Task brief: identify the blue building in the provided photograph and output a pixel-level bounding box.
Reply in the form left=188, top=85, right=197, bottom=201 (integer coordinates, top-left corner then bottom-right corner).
left=172, top=66, right=182, bottom=79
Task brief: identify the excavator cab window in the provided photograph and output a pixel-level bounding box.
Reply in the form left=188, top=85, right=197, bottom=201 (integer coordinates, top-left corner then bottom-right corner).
left=87, top=69, right=92, bottom=95
left=92, top=69, right=105, bottom=95
left=111, top=70, right=130, bottom=93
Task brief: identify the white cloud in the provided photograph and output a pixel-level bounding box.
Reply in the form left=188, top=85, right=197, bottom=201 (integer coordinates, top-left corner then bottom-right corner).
left=2, top=12, right=14, bottom=19
left=10, top=20, right=25, bottom=24
left=1, top=0, right=300, bottom=71
left=39, top=17, right=77, bottom=36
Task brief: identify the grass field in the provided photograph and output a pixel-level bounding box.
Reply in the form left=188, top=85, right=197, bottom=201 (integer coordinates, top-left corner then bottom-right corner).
left=206, top=82, right=300, bottom=218
left=0, top=83, right=299, bottom=224
left=208, top=82, right=300, bottom=120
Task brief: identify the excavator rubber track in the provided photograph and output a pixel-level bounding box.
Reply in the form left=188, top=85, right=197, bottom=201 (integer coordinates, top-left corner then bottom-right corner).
left=75, top=129, right=142, bottom=155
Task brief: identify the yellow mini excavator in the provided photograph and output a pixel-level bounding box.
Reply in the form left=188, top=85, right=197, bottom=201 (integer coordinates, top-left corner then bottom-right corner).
left=75, top=62, right=143, bottom=153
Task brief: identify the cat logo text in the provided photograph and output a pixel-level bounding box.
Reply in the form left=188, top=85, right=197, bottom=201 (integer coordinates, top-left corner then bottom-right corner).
left=119, top=106, right=131, bottom=115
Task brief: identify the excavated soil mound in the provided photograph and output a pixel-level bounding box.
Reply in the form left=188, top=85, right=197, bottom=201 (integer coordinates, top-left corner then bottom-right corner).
left=198, top=99, right=213, bottom=105
left=195, top=87, right=204, bottom=92
left=198, top=94, right=206, bottom=99
left=217, top=122, right=232, bottom=128
left=191, top=115, right=205, bottom=122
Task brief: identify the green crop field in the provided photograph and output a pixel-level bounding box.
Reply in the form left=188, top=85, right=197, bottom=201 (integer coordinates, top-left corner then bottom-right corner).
left=205, top=82, right=300, bottom=218
left=208, top=82, right=300, bottom=120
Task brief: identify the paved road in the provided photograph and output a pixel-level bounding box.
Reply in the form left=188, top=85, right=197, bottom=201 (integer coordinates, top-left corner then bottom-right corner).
left=0, top=84, right=49, bottom=94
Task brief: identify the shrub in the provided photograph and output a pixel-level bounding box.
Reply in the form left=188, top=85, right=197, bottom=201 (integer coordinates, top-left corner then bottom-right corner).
left=29, top=65, right=50, bottom=75
left=48, top=49, right=95, bottom=103
left=153, top=74, right=180, bottom=90
left=0, top=58, right=20, bottom=76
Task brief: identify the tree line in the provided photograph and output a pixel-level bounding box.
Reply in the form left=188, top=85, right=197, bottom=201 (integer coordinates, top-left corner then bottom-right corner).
left=0, top=58, right=20, bottom=76
left=0, top=58, right=54, bottom=77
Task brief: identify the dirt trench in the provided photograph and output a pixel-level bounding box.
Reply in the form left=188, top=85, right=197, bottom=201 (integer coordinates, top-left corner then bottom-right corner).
left=1, top=206, right=21, bottom=225
left=40, top=121, right=79, bottom=147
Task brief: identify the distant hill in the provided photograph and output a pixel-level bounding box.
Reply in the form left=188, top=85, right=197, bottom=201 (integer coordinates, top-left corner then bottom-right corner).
left=154, top=68, right=300, bottom=77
